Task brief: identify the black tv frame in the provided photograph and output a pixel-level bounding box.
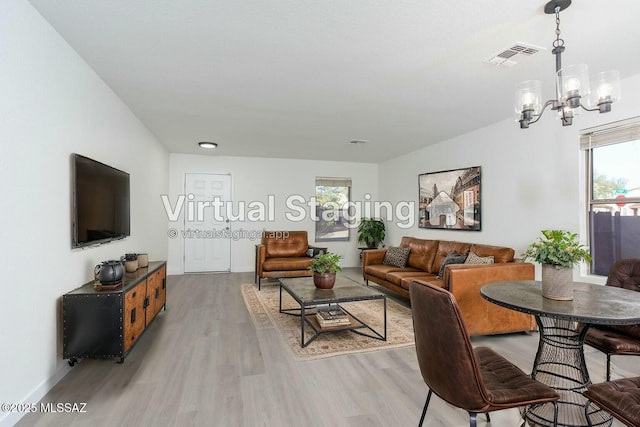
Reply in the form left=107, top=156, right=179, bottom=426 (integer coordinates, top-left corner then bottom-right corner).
left=71, top=154, right=130, bottom=249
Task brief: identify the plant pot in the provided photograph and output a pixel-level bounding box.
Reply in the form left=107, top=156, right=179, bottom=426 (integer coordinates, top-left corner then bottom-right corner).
left=313, top=273, right=336, bottom=289
left=541, top=264, right=573, bottom=300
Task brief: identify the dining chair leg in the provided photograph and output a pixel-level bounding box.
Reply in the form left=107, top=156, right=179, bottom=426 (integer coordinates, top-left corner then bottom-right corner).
left=418, top=390, right=432, bottom=427
left=469, top=412, right=477, bottom=427
left=606, top=354, right=611, bottom=381
left=552, top=401, right=559, bottom=427
left=485, top=413, right=490, bottom=422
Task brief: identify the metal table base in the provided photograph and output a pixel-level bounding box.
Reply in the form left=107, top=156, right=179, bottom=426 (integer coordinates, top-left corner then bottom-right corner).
left=279, top=284, right=387, bottom=348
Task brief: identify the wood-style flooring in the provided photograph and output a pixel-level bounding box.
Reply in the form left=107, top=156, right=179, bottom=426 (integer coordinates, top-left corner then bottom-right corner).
left=16, top=268, right=631, bottom=427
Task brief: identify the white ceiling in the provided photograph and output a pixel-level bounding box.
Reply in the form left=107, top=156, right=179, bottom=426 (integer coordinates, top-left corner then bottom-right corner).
left=28, top=0, right=640, bottom=163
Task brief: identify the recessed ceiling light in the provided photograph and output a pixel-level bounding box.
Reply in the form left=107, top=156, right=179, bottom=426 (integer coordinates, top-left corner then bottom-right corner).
left=198, top=141, right=218, bottom=149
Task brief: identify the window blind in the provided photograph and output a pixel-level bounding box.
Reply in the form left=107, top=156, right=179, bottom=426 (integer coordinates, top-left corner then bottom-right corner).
left=580, top=116, right=640, bottom=150
left=315, top=177, right=352, bottom=187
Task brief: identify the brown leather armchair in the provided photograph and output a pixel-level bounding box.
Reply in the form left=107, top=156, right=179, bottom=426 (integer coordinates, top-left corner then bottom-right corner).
left=255, top=231, right=325, bottom=289
left=585, top=259, right=640, bottom=380
left=409, top=281, right=559, bottom=427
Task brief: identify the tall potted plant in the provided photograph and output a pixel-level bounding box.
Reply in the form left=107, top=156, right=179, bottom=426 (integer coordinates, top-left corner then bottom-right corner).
left=309, top=252, right=342, bottom=289
left=522, top=230, right=592, bottom=300
left=357, top=218, right=385, bottom=249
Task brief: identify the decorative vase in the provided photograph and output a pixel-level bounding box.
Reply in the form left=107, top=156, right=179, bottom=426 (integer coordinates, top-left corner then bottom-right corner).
left=313, top=273, right=336, bottom=289
left=137, top=253, right=149, bottom=268
left=541, top=264, right=573, bottom=300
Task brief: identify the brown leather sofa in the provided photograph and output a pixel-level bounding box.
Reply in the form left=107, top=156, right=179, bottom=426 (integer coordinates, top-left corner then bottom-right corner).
left=363, top=236, right=536, bottom=336
left=255, top=231, right=324, bottom=289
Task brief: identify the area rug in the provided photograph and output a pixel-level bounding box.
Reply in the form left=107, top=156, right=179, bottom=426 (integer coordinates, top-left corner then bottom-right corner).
left=241, top=282, right=415, bottom=360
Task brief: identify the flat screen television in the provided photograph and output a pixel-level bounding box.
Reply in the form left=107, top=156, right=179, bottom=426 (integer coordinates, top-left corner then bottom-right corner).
left=72, top=154, right=130, bottom=248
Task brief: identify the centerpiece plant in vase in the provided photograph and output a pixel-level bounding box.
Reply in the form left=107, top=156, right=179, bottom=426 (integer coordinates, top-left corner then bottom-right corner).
left=522, top=230, right=592, bottom=300
left=309, top=252, right=342, bottom=289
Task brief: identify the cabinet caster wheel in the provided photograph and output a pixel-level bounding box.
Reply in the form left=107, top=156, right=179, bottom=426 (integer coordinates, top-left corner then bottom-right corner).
left=68, top=358, right=77, bottom=367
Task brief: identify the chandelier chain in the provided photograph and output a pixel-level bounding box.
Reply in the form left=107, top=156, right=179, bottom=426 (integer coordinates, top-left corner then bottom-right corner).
left=553, top=8, right=564, bottom=48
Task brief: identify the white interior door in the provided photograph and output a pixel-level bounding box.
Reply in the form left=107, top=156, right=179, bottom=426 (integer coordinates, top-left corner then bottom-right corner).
left=184, top=173, right=232, bottom=273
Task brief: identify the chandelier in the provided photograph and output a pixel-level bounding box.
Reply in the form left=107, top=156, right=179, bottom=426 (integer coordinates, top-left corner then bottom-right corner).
left=515, top=0, right=620, bottom=129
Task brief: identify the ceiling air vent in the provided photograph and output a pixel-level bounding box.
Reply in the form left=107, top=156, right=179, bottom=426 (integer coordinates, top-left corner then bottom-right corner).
left=483, top=42, right=546, bottom=68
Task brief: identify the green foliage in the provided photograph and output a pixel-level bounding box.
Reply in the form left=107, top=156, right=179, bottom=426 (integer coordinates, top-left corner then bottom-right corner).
left=593, top=173, right=627, bottom=200
left=522, top=230, right=592, bottom=269
left=357, top=218, right=386, bottom=248
left=316, top=185, right=349, bottom=205
left=309, top=252, right=343, bottom=275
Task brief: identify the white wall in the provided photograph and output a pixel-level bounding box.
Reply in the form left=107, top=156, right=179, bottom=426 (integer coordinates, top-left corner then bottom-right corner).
left=379, top=73, right=640, bottom=282
left=168, top=154, right=378, bottom=273
left=0, top=1, right=169, bottom=425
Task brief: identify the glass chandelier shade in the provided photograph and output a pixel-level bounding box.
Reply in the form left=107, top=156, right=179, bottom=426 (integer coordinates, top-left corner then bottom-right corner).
left=514, top=80, right=542, bottom=122
left=588, top=70, right=621, bottom=112
left=556, top=64, right=589, bottom=110
left=514, top=0, right=620, bottom=129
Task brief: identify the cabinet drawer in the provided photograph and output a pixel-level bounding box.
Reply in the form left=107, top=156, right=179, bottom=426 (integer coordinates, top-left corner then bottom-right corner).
left=124, top=284, right=146, bottom=352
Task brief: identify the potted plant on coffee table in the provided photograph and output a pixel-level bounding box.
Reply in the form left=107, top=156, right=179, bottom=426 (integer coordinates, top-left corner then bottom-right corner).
left=357, top=218, right=385, bottom=249
left=522, top=230, right=592, bottom=300
left=309, top=252, right=342, bottom=289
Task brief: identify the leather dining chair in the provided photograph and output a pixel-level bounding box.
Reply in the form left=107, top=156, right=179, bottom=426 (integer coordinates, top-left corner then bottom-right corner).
left=584, top=259, right=640, bottom=381
left=584, top=376, right=640, bottom=427
left=409, top=281, right=559, bottom=427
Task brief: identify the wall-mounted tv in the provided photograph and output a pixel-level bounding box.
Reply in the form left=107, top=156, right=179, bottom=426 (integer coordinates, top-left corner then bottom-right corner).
left=72, top=154, right=130, bottom=248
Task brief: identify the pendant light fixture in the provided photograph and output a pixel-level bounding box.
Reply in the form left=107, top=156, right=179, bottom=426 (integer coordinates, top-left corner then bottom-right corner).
left=515, top=0, right=621, bottom=129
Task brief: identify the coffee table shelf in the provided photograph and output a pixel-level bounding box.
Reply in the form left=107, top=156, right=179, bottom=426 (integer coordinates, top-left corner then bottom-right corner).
left=279, top=277, right=387, bottom=348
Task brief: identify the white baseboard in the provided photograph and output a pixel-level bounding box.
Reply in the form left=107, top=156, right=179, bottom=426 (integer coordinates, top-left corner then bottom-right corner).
left=0, top=363, right=72, bottom=427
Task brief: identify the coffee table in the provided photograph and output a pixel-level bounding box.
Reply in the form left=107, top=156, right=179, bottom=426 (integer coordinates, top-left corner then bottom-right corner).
left=279, top=276, right=387, bottom=348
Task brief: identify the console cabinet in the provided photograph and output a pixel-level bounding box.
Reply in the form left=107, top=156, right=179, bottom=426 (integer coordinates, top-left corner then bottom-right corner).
left=63, top=261, right=167, bottom=364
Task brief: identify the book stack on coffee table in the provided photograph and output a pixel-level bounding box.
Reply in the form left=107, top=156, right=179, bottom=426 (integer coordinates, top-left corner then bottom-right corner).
left=315, top=306, right=350, bottom=328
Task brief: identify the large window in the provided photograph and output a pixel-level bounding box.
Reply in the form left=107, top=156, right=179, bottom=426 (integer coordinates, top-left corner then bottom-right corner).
left=315, top=177, right=351, bottom=242
left=582, top=117, right=640, bottom=275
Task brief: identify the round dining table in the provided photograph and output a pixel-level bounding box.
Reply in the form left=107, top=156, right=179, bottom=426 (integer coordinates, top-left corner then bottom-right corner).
left=481, top=280, right=640, bottom=427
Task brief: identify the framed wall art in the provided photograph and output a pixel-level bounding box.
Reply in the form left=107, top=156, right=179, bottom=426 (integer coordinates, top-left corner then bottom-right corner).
left=418, top=166, right=481, bottom=231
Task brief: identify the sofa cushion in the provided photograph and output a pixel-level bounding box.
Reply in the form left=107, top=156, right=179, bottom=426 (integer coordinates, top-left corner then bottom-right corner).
left=400, top=237, right=439, bottom=273
left=437, top=252, right=468, bottom=279
left=386, top=271, right=436, bottom=287
left=383, top=246, right=410, bottom=268
left=433, top=241, right=472, bottom=274
left=400, top=275, right=442, bottom=290
left=365, top=264, right=420, bottom=279
left=469, top=244, right=514, bottom=263
left=465, top=251, right=495, bottom=265
left=262, top=257, right=313, bottom=271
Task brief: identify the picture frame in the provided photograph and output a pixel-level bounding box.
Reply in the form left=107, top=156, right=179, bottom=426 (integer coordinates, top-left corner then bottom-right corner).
left=418, top=166, right=481, bottom=231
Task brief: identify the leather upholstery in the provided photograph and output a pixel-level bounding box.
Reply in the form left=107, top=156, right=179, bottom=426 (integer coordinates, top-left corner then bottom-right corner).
left=400, top=236, right=439, bottom=272
left=606, top=259, right=640, bottom=290
left=363, top=236, right=536, bottom=336
left=263, top=231, right=309, bottom=258
left=585, top=259, right=640, bottom=379
left=584, top=377, right=640, bottom=427
left=255, top=231, right=313, bottom=288
left=409, top=282, right=558, bottom=423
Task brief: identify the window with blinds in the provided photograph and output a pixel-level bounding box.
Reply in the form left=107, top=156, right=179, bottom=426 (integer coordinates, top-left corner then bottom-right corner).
left=581, top=116, right=640, bottom=275
left=315, top=177, right=351, bottom=242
